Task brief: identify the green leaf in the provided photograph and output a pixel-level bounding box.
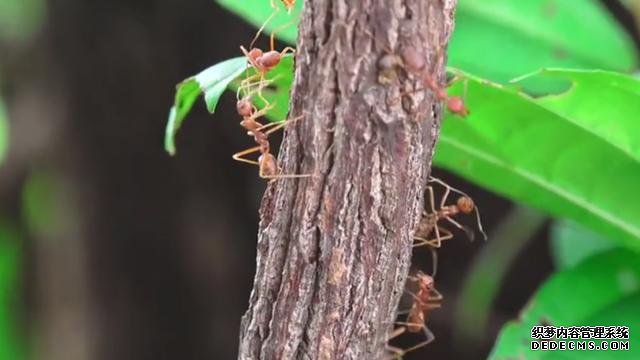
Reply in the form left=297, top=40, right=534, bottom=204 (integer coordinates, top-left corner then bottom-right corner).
left=551, top=220, right=617, bottom=270
left=215, top=0, right=301, bottom=45
left=0, top=98, right=8, bottom=166
left=165, top=57, right=246, bottom=155
left=490, top=249, right=640, bottom=359
left=513, top=69, right=640, bottom=163
left=436, top=69, right=640, bottom=251
left=450, top=0, right=638, bottom=87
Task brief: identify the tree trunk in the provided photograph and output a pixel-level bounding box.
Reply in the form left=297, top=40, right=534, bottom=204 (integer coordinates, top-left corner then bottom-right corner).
left=238, top=0, right=457, bottom=359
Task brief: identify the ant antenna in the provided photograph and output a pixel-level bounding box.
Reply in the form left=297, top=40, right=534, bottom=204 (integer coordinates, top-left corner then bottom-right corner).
left=249, top=10, right=278, bottom=51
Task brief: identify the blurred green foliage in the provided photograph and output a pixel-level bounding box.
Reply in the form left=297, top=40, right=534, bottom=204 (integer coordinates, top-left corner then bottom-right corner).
left=455, top=206, right=547, bottom=344
left=22, top=170, right=67, bottom=237
left=0, top=0, right=45, bottom=42
left=490, top=249, right=640, bottom=359
left=0, top=222, right=24, bottom=360
left=0, top=97, right=7, bottom=165
left=166, top=0, right=640, bottom=355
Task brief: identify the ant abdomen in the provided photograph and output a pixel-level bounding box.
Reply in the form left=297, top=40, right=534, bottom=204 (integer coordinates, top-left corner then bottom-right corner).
left=257, top=51, right=281, bottom=70
left=258, top=153, right=278, bottom=178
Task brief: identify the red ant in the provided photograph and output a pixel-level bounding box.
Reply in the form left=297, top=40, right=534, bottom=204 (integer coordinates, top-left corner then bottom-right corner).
left=233, top=96, right=309, bottom=180
left=413, top=176, right=487, bottom=249
left=386, top=271, right=442, bottom=359
left=375, top=44, right=469, bottom=117
left=270, top=0, right=296, bottom=13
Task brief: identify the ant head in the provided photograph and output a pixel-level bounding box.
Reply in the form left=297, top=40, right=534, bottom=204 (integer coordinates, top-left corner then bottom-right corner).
left=414, top=271, right=434, bottom=287
left=457, top=196, right=475, bottom=214
left=236, top=98, right=253, bottom=117
left=248, top=48, right=263, bottom=62
left=259, top=153, right=278, bottom=178
left=257, top=51, right=281, bottom=71
left=400, top=47, right=425, bottom=73
left=377, top=54, right=397, bottom=71
left=447, top=96, right=469, bottom=116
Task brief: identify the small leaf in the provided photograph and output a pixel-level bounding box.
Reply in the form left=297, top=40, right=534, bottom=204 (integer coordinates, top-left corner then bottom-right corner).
left=164, top=57, right=247, bottom=155
left=490, top=249, right=640, bottom=359
left=196, top=57, right=247, bottom=113
left=436, top=69, right=640, bottom=250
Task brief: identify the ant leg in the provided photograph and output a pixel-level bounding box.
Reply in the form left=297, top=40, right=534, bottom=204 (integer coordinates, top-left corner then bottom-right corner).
left=413, top=226, right=453, bottom=249
left=385, top=327, right=409, bottom=360
left=444, top=217, right=476, bottom=242
left=426, top=185, right=436, bottom=213
left=269, top=15, right=299, bottom=51
left=254, top=120, right=286, bottom=134
left=260, top=172, right=311, bottom=180
left=413, top=234, right=438, bottom=249
left=430, top=226, right=454, bottom=248
left=232, top=146, right=261, bottom=166
left=387, top=326, right=407, bottom=342
left=440, top=185, right=451, bottom=210
left=400, top=324, right=436, bottom=355
left=429, top=247, right=438, bottom=278
left=261, top=114, right=303, bottom=134
left=251, top=114, right=303, bottom=137
left=429, top=288, right=443, bottom=303
left=280, top=46, right=296, bottom=57
left=384, top=345, right=405, bottom=360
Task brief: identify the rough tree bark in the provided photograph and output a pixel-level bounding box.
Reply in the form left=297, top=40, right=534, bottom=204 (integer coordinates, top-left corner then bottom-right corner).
left=238, top=0, right=457, bottom=359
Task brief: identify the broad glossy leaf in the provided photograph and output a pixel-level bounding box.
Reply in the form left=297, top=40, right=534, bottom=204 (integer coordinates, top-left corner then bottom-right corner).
left=165, top=57, right=246, bottom=155
left=215, top=0, right=301, bottom=45
left=514, top=69, right=640, bottom=162
left=551, top=220, right=616, bottom=270
left=0, top=98, right=7, bottom=165
left=450, top=0, right=637, bottom=85
left=490, top=249, right=640, bottom=359
left=436, top=70, right=640, bottom=250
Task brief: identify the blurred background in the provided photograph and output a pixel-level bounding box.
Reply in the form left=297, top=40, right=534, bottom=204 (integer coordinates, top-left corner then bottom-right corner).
left=0, top=0, right=638, bottom=359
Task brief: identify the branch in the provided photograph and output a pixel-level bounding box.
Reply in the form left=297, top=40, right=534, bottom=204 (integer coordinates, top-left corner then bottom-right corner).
left=238, top=0, right=457, bottom=358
